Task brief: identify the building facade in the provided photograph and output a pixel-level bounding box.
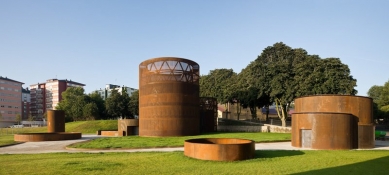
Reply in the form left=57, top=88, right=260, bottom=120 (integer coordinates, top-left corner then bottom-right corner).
left=94, top=84, right=137, bottom=100
left=0, top=76, right=24, bottom=127
left=21, top=87, right=31, bottom=120
left=30, top=79, right=85, bottom=119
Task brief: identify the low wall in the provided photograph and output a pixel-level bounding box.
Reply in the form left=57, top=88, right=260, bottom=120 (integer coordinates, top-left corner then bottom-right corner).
left=97, top=130, right=119, bottom=137
left=264, top=124, right=292, bottom=133
left=217, top=125, right=291, bottom=133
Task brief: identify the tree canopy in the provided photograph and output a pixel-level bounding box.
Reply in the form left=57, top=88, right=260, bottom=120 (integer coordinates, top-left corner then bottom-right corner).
left=368, top=80, right=389, bottom=123
left=200, top=42, right=358, bottom=127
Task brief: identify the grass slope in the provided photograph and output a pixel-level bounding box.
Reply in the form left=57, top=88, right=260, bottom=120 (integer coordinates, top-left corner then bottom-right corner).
left=1, top=150, right=389, bottom=174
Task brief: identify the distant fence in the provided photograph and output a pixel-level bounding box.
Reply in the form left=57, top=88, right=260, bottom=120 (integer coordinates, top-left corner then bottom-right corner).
left=217, top=125, right=291, bottom=133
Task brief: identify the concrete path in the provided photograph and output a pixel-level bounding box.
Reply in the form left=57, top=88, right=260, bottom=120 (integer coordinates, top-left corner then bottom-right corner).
left=1, top=135, right=389, bottom=154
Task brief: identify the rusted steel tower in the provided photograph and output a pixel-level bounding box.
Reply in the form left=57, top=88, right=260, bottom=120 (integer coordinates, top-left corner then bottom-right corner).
left=200, top=97, right=218, bottom=133
left=292, top=95, right=374, bottom=149
left=139, top=57, right=200, bottom=136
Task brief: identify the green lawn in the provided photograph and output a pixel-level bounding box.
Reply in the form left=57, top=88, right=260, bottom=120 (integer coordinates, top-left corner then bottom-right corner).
left=1, top=150, right=388, bottom=174
left=69, top=132, right=291, bottom=149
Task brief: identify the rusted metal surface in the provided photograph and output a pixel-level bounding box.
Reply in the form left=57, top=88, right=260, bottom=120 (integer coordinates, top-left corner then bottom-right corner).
left=47, top=110, right=65, bottom=133
left=200, top=97, right=217, bottom=133
left=292, top=112, right=357, bottom=149
left=118, top=119, right=139, bottom=136
left=292, top=95, right=374, bottom=149
left=14, top=132, right=81, bottom=142
left=294, top=95, right=373, bottom=125
left=358, top=124, right=375, bottom=149
left=184, top=138, right=255, bottom=161
left=139, top=57, right=200, bottom=137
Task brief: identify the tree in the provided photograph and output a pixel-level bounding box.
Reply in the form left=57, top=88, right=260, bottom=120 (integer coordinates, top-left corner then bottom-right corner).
left=15, top=114, right=22, bottom=125
left=56, top=87, right=87, bottom=121
left=368, top=81, right=389, bottom=123
left=83, top=103, right=99, bottom=120
left=28, top=114, right=35, bottom=126
left=200, top=69, right=237, bottom=118
left=129, top=90, right=139, bottom=117
left=88, top=92, right=106, bottom=119
left=237, top=58, right=272, bottom=120
left=319, top=58, right=357, bottom=95
left=105, top=89, right=132, bottom=119
left=257, top=42, right=298, bottom=126
left=0, top=113, right=3, bottom=121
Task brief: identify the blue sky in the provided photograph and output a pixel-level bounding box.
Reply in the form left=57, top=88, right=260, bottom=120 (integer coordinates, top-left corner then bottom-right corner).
left=1, top=0, right=388, bottom=96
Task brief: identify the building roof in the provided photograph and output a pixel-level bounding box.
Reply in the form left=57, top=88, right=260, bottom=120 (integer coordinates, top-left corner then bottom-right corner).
left=22, top=87, right=30, bottom=93
left=0, top=76, right=24, bottom=84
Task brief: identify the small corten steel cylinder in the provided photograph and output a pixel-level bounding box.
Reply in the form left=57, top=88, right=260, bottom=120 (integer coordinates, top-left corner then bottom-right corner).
left=184, top=138, right=255, bottom=161
left=47, top=110, right=65, bottom=133
left=200, top=97, right=218, bottom=133
left=139, top=57, right=200, bottom=137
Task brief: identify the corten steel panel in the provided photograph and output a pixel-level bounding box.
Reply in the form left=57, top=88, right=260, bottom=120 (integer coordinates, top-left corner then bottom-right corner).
left=139, top=57, right=200, bottom=137
left=14, top=132, right=81, bottom=142
left=292, top=112, right=356, bottom=150
left=294, top=95, right=373, bottom=125
left=118, top=119, right=139, bottom=136
left=200, top=97, right=218, bottom=133
left=358, top=124, right=375, bottom=149
left=47, top=110, right=65, bottom=133
left=184, top=138, right=255, bottom=161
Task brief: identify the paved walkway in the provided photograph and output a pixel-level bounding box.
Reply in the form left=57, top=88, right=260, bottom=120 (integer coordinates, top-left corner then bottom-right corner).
left=1, top=135, right=389, bottom=154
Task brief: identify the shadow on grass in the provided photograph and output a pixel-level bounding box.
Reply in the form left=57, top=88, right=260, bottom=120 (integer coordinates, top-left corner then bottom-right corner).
left=254, top=150, right=305, bottom=159
left=291, top=155, right=389, bottom=174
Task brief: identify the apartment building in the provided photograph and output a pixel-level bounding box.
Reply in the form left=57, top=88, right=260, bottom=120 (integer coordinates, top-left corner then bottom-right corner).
left=0, top=76, right=23, bottom=128
left=21, top=87, right=31, bottom=120
left=30, top=79, right=85, bottom=119
left=94, top=84, right=137, bottom=100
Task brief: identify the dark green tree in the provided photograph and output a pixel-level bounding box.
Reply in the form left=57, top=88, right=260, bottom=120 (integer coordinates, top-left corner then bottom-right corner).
left=88, top=92, right=106, bottom=119
left=56, top=87, right=87, bottom=121
left=129, top=90, right=139, bottom=117
left=368, top=81, right=389, bottom=123
left=83, top=103, right=99, bottom=120
left=105, top=89, right=131, bottom=119
left=200, top=69, right=237, bottom=118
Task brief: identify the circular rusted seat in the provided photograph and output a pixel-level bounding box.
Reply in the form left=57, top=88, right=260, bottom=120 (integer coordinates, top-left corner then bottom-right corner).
left=184, top=138, right=255, bottom=161
left=14, top=132, right=81, bottom=142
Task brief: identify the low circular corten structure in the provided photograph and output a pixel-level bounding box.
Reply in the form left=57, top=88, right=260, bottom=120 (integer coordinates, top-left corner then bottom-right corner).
left=184, top=138, right=255, bottom=161
left=14, top=132, right=81, bottom=142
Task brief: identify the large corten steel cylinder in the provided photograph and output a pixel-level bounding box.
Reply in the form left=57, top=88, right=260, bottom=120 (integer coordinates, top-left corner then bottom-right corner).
left=47, top=110, right=65, bottom=133
left=294, top=95, right=373, bottom=125
left=200, top=97, right=218, bottom=133
left=139, top=57, right=200, bottom=137
left=292, top=112, right=357, bottom=149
